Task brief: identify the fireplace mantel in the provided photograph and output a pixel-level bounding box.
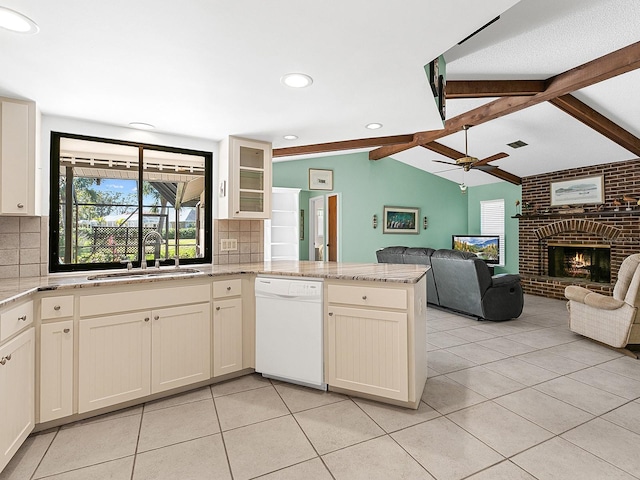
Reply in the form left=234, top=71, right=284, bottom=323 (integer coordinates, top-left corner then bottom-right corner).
left=512, top=211, right=640, bottom=219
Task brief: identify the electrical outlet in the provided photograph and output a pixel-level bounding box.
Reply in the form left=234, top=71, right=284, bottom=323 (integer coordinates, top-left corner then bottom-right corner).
left=220, top=238, right=238, bottom=252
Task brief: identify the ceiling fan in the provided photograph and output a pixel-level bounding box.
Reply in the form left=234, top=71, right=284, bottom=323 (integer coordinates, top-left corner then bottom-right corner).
left=429, top=125, right=509, bottom=172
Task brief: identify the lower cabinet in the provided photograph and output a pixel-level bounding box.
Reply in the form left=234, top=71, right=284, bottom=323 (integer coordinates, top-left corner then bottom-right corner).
left=151, top=303, right=211, bottom=393
left=79, top=311, right=151, bottom=413
left=213, top=297, right=243, bottom=377
left=327, top=306, right=409, bottom=401
left=0, top=328, right=35, bottom=472
left=78, top=303, right=210, bottom=413
left=40, top=321, right=74, bottom=422
left=325, top=278, right=427, bottom=407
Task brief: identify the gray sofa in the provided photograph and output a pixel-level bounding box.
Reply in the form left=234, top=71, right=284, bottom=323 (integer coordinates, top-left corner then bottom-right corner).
left=376, top=246, right=524, bottom=321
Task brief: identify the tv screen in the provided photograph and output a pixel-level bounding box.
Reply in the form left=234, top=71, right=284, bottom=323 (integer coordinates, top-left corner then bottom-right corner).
left=452, top=235, right=500, bottom=264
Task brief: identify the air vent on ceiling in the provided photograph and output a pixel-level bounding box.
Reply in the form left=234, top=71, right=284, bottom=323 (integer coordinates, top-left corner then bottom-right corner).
left=507, top=140, right=528, bottom=149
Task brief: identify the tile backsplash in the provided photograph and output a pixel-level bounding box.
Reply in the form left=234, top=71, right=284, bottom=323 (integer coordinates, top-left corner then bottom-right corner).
left=0, top=216, right=49, bottom=278
left=214, top=219, right=263, bottom=265
left=0, top=216, right=262, bottom=277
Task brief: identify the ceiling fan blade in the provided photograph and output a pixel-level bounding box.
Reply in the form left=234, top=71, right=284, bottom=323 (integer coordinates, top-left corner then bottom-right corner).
left=432, top=159, right=458, bottom=166
left=474, top=165, right=497, bottom=171
left=473, top=152, right=509, bottom=167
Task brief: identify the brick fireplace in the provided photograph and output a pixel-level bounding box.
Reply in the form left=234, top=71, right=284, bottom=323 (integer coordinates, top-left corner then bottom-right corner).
left=519, top=158, right=640, bottom=300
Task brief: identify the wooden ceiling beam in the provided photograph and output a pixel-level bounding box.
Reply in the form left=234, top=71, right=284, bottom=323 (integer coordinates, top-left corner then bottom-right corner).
left=446, top=80, right=545, bottom=99
left=272, top=134, right=414, bottom=158
left=421, top=142, right=464, bottom=158
left=549, top=94, right=640, bottom=157
left=483, top=167, right=522, bottom=185
left=369, top=40, right=640, bottom=160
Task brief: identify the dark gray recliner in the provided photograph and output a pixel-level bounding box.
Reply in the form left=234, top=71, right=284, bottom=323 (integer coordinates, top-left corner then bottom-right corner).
left=429, top=249, right=523, bottom=321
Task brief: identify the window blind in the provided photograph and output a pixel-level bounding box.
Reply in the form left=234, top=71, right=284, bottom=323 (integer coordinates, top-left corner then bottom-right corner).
left=481, top=199, right=505, bottom=266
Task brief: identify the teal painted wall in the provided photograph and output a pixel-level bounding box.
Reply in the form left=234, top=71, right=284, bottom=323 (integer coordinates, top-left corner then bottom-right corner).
left=273, top=152, right=469, bottom=263
left=467, top=182, right=522, bottom=274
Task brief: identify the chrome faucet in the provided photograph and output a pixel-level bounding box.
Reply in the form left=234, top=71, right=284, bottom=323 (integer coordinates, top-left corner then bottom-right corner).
left=141, top=231, right=163, bottom=269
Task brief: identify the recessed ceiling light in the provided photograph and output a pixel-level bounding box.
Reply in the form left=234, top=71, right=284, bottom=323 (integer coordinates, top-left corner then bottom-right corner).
left=281, top=73, right=313, bottom=88
left=366, top=123, right=383, bottom=130
left=129, top=122, right=155, bottom=130
left=0, top=6, right=39, bottom=34
left=283, top=135, right=298, bottom=140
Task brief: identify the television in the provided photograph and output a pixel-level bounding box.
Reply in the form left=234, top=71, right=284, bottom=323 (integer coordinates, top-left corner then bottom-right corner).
left=452, top=235, right=500, bottom=264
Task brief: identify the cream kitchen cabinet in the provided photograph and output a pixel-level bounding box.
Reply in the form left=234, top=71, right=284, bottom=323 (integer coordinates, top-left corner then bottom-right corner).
left=0, top=96, right=40, bottom=216
left=325, top=277, right=427, bottom=408
left=40, top=320, right=74, bottom=422
left=151, top=303, right=211, bottom=393
left=78, top=282, right=211, bottom=413
left=213, top=278, right=243, bottom=377
left=78, top=303, right=211, bottom=414
left=0, top=328, right=35, bottom=472
left=78, top=311, right=151, bottom=413
left=217, top=136, right=272, bottom=219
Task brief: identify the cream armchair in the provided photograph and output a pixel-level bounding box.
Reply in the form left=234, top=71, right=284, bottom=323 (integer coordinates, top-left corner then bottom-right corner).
left=565, top=253, right=640, bottom=353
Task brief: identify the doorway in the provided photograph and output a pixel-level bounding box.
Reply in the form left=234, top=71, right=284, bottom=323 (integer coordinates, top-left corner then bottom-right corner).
left=309, top=194, right=340, bottom=262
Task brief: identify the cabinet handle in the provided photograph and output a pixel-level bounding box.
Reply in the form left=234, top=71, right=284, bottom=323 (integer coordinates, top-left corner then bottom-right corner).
left=63, top=328, right=70, bottom=333
left=226, top=286, right=232, bottom=291
left=17, top=203, right=24, bottom=208
left=18, top=315, right=27, bottom=321
left=154, top=315, right=160, bottom=321
left=328, top=312, right=333, bottom=316
left=5, top=354, right=11, bottom=361
left=54, top=305, right=61, bottom=311
left=0, top=357, right=5, bottom=366
left=144, top=317, right=150, bottom=322
left=216, top=306, right=221, bottom=311
left=362, top=295, right=367, bottom=300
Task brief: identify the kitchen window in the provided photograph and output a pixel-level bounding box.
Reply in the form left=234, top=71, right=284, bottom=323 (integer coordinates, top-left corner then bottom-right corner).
left=49, top=132, right=212, bottom=273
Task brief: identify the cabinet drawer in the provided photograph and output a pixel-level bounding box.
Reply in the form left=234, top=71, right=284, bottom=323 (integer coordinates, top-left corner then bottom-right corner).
left=327, top=284, right=407, bottom=310
left=213, top=279, right=242, bottom=298
left=41, top=296, right=74, bottom=320
left=0, top=300, right=33, bottom=341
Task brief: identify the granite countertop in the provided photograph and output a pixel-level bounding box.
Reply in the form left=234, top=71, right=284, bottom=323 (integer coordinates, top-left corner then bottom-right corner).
left=0, top=261, right=428, bottom=307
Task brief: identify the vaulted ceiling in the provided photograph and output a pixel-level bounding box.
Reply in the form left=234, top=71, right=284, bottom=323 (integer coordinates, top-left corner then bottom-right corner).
left=1, top=0, right=639, bottom=187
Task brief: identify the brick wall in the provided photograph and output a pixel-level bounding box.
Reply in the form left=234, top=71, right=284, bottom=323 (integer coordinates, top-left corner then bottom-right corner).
left=520, top=158, right=640, bottom=299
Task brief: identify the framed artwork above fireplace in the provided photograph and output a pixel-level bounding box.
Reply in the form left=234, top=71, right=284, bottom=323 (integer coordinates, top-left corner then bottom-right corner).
left=550, top=175, right=604, bottom=206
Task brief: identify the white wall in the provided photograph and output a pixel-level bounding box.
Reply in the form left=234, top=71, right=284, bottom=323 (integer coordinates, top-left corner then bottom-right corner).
left=39, top=115, right=218, bottom=215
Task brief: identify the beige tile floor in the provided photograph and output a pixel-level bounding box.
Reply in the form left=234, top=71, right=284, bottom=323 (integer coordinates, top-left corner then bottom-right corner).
left=2, top=294, right=640, bottom=480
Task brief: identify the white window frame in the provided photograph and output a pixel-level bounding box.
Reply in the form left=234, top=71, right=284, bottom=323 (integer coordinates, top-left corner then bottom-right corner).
left=480, top=199, right=505, bottom=267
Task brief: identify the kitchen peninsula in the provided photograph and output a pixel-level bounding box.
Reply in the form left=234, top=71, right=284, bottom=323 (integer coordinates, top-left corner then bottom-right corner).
left=0, top=261, right=428, bottom=472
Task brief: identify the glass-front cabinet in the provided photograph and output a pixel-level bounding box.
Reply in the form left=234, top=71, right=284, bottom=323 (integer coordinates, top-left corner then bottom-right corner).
left=217, top=136, right=272, bottom=219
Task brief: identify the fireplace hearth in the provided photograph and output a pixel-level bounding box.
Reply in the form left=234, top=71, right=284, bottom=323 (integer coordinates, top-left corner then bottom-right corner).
left=548, top=244, right=611, bottom=283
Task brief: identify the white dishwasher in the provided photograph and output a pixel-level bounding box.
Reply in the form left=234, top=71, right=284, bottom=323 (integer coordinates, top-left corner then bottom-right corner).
left=255, top=276, right=326, bottom=390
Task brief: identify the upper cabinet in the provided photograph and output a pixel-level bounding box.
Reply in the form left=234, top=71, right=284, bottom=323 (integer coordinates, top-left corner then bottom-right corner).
left=0, top=97, right=40, bottom=216
left=217, top=136, right=272, bottom=219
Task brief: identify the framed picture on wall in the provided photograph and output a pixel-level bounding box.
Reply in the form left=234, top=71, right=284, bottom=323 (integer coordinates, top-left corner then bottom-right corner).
left=383, top=206, right=419, bottom=234
left=550, top=175, right=604, bottom=206
left=309, top=168, right=333, bottom=190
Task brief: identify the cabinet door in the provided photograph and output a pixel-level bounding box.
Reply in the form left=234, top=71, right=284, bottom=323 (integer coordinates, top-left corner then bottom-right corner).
left=213, top=297, right=243, bottom=377
left=78, top=312, right=151, bottom=413
left=40, top=321, right=73, bottom=423
left=327, top=306, right=409, bottom=402
left=0, top=99, right=33, bottom=215
left=0, top=328, right=34, bottom=472
left=151, top=303, right=211, bottom=394
left=232, top=137, right=272, bottom=219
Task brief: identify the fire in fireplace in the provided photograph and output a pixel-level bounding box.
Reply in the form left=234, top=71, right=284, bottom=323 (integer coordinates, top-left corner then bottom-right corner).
left=548, top=244, right=611, bottom=283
